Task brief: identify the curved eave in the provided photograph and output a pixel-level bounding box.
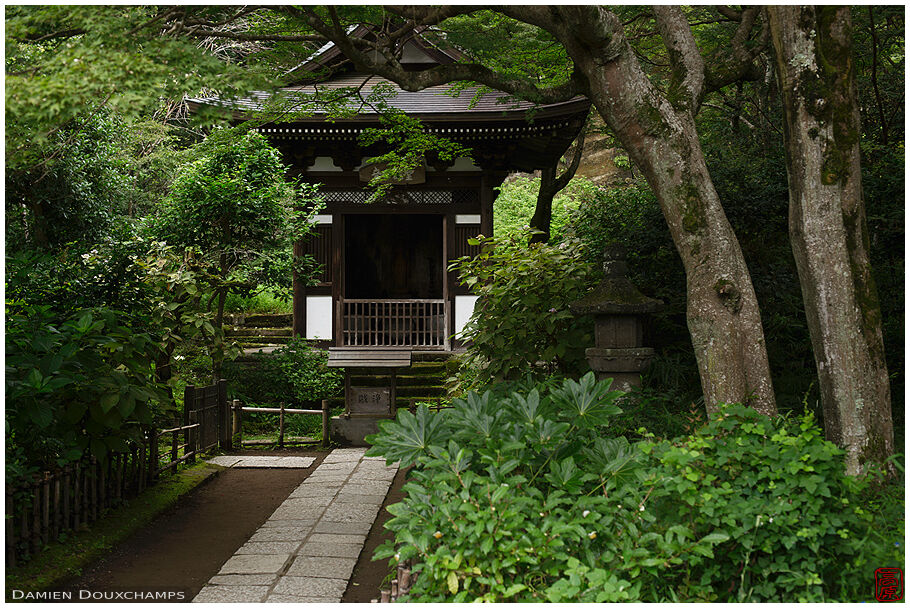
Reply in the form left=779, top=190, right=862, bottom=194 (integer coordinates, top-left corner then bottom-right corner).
left=185, top=96, right=591, bottom=125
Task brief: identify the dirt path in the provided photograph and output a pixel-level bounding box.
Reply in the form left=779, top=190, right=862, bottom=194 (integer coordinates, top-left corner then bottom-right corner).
left=342, top=466, right=408, bottom=603
left=64, top=451, right=324, bottom=602
left=59, top=449, right=404, bottom=603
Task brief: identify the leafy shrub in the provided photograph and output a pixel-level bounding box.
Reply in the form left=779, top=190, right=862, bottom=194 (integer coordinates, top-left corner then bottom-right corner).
left=6, top=305, right=170, bottom=469
left=449, top=233, right=595, bottom=389
left=222, top=339, right=342, bottom=407
left=223, top=287, right=292, bottom=314
left=493, top=175, right=596, bottom=241
left=367, top=377, right=899, bottom=602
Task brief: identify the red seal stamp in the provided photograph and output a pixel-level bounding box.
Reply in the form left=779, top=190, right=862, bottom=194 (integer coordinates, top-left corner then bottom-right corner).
left=875, top=567, right=904, bottom=602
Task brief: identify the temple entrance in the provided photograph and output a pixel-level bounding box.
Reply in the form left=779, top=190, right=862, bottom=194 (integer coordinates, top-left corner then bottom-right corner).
left=342, top=214, right=447, bottom=348
left=344, top=214, right=443, bottom=299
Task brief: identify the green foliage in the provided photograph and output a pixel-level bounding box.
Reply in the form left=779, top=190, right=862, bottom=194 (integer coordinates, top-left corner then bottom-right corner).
left=367, top=380, right=900, bottom=602
left=5, top=6, right=270, bottom=168
left=222, top=339, right=342, bottom=408
left=450, top=234, right=595, bottom=389
left=5, top=305, right=169, bottom=470
left=358, top=109, right=468, bottom=199
left=223, top=288, right=292, bottom=314
left=153, top=131, right=319, bottom=294
left=6, top=110, right=135, bottom=250
left=493, top=175, right=596, bottom=242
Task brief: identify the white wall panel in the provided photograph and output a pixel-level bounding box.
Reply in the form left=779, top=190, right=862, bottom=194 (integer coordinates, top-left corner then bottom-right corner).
left=306, top=296, right=333, bottom=340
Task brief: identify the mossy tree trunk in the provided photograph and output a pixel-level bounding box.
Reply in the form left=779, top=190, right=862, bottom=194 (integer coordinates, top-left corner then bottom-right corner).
left=566, top=7, right=777, bottom=416
left=530, top=130, right=585, bottom=244
left=301, top=5, right=777, bottom=416
left=769, top=6, right=893, bottom=475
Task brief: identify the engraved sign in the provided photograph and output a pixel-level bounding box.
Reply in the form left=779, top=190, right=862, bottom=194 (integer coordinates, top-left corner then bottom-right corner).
left=349, top=387, right=391, bottom=415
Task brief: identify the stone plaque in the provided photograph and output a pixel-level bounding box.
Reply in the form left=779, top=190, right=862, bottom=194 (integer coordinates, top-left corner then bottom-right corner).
left=349, top=387, right=391, bottom=416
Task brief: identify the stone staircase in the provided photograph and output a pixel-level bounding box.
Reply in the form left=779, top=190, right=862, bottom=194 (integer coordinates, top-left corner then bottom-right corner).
left=224, top=314, right=454, bottom=408
left=333, top=352, right=453, bottom=411
left=225, top=313, right=294, bottom=353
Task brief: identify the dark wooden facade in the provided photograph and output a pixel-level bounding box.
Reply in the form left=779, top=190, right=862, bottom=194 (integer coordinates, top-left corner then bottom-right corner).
left=188, top=32, right=589, bottom=350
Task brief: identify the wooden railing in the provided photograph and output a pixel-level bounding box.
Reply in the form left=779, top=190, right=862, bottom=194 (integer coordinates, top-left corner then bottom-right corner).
left=342, top=299, right=448, bottom=349
left=6, top=381, right=231, bottom=567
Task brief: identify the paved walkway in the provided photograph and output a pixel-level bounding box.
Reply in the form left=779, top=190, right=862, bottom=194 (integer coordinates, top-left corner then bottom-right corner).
left=193, top=448, right=398, bottom=603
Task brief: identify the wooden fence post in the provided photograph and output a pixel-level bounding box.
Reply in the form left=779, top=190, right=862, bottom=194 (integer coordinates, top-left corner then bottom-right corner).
left=148, top=427, right=159, bottom=481
left=7, top=486, right=16, bottom=568
left=278, top=402, right=285, bottom=449
left=321, top=400, right=330, bottom=448
left=218, top=379, right=231, bottom=450
left=233, top=400, right=243, bottom=447
left=184, top=386, right=196, bottom=464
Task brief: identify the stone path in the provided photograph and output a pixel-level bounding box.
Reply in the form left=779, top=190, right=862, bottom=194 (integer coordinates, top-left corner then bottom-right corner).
left=193, top=448, right=398, bottom=603
left=207, top=455, right=316, bottom=469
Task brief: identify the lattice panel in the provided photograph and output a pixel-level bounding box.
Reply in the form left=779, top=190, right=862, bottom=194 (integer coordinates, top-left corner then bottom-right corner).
left=455, top=225, right=483, bottom=259
left=321, top=189, right=479, bottom=206
left=303, top=225, right=333, bottom=284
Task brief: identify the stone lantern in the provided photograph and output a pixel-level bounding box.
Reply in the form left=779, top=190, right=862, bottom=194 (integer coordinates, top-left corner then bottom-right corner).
left=569, top=244, right=663, bottom=390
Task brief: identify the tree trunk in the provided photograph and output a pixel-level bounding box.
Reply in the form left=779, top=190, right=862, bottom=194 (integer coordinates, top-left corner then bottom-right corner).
left=560, top=10, right=777, bottom=416
left=769, top=6, right=893, bottom=475
left=212, top=252, right=228, bottom=383
left=530, top=129, right=585, bottom=244
left=529, top=166, right=555, bottom=244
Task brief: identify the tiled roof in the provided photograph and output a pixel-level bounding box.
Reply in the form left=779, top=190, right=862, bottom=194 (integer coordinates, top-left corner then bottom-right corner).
left=187, top=73, right=587, bottom=121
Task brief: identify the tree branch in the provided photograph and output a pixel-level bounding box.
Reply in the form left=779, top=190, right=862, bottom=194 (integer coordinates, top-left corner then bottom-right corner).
left=653, top=5, right=707, bottom=111
left=703, top=7, right=768, bottom=94
left=288, top=7, right=584, bottom=105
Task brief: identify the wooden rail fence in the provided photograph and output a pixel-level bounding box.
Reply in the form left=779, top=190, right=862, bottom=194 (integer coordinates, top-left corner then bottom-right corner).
left=6, top=380, right=232, bottom=567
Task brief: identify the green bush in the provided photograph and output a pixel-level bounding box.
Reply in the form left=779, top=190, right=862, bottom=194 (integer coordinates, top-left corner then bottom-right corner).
left=223, top=287, right=292, bottom=314
left=6, top=305, right=170, bottom=471
left=449, top=233, right=595, bottom=389
left=222, top=339, right=342, bottom=408
left=366, top=377, right=900, bottom=602
left=493, top=175, right=596, bottom=241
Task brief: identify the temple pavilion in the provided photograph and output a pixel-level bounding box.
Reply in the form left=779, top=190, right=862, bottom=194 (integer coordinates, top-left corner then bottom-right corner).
left=188, top=27, right=590, bottom=352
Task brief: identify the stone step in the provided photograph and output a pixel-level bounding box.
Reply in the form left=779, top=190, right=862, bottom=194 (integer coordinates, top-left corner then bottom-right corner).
left=226, top=327, right=294, bottom=337
left=224, top=313, right=293, bottom=328
left=234, top=336, right=293, bottom=345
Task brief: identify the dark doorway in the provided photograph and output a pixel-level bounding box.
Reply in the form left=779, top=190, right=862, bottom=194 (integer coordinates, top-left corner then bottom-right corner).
left=344, top=214, right=443, bottom=299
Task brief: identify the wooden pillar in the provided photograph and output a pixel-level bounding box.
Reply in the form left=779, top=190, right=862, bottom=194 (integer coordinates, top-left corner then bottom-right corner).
left=218, top=379, right=230, bottom=449
left=480, top=174, right=495, bottom=238
left=292, top=240, right=307, bottom=338
left=443, top=213, right=455, bottom=349
left=333, top=213, right=344, bottom=346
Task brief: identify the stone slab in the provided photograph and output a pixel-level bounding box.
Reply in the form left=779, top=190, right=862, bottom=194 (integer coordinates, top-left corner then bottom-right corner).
left=350, top=469, right=397, bottom=482
left=307, top=533, right=367, bottom=545
left=323, top=448, right=367, bottom=460
left=321, top=502, right=380, bottom=524
left=231, top=456, right=315, bottom=468
left=217, top=554, right=290, bottom=575
left=279, top=495, right=334, bottom=510
left=206, top=456, right=243, bottom=468
left=235, top=540, right=301, bottom=555
left=286, top=556, right=357, bottom=579
left=303, top=472, right=352, bottom=483
left=193, top=585, right=268, bottom=603
left=313, top=520, right=373, bottom=535
left=208, top=574, right=277, bottom=586
left=333, top=492, right=386, bottom=505
left=266, top=595, right=337, bottom=603
left=269, top=505, right=327, bottom=521
left=260, top=519, right=318, bottom=529
left=248, top=527, right=313, bottom=543
left=289, top=485, right=339, bottom=499
left=298, top=541, right=363, bottom=559
left=316, top=461, right=359, bottom=472
left=272, top=576, right=347, bottom=598
left=335, top=481, right=392, bottom=496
